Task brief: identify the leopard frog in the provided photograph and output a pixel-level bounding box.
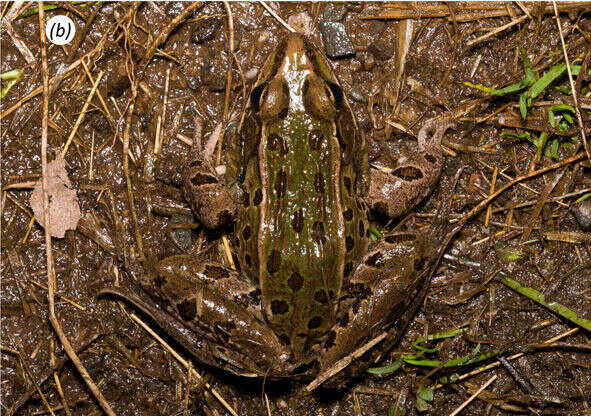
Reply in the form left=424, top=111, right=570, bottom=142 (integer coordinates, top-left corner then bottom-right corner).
left=104, top=34, right=453, bottom=388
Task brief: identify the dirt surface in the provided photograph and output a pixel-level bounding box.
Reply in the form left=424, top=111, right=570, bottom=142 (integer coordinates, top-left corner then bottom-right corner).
left=2, top=2, right=590, bottom=415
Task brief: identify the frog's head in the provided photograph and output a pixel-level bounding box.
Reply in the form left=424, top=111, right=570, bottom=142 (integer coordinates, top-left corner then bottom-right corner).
left=251, top=33, right=344, bottom=122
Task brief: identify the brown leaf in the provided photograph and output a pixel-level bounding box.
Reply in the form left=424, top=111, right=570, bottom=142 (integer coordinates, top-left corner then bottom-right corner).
left=30, top=154, right=81, bottom=238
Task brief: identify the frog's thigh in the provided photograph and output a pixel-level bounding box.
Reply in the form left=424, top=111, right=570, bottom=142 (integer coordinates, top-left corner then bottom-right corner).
left=150, top=254, right=291, bottom=376
left=367, top=119, right=453, bottom=219
left=367, top=154, right=441, bottom=219
left=320, top=233, right=428, bottom=369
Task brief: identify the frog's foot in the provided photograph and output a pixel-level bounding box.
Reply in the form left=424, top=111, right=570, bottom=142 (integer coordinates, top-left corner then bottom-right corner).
left=315, top=232, right=432, bottom=388
left=367, top=118, right=455, bottom=219
left=106, top=254, right=292, bottom=378
left=183, top=116, right=238, bottom=229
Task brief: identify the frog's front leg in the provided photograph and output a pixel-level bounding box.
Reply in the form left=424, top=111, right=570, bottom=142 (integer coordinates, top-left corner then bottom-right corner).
left=367, top=119, right=454, bottom=218
left=318, top=232, right=432, bottom=385
left=109, top=254, right=291, bottom=377
left=182, top=116, right=239, bottom=229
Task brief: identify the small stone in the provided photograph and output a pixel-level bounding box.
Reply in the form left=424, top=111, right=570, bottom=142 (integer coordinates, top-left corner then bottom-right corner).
left=170, top=214, right=197, bottom=251
left=323, top=4, right=347, bottom=22
left=348, top=87, right=368, bottom=103
left=287, top=12, right=313, bottom=36
left=245, top=68, right=258, bottom=81
left=571, top=200, right=591, bottom=231
left=320, top=22, right=356, bottom=58
left=368, top=40, right=394, bottom=61
left=190, top=18, right=220, bottom=44
left=200, top=60, right=226, bottom=92
left=91, top=113, right=109, bottom=133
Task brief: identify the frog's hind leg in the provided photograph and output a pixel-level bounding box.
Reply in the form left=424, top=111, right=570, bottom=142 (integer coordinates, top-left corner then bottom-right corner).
left=107, top=254, right=291, bottom=378
left=367, top=119, right=454, bottom=219
left=318, top=233, right=432, bottom=385
left=183, top=116, right=239, bottom=229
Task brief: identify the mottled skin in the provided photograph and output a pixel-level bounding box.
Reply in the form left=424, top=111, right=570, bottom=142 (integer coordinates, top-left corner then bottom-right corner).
left=104, top=34, right=454, bottom=388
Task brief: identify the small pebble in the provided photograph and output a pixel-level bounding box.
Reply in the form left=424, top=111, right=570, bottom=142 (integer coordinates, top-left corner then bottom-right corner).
left=245, top=68, right=259, bottom=81
left=348, top=87, right=368, bottom=103
left=571, top=200, right=591, bottom=231
left=323, top=4, right=347, bottom=22
left=320, top=21, right=356, bottom=58
left=368, top=40, right=394, bottom=61
left=170, top=214, right=197, bottom=251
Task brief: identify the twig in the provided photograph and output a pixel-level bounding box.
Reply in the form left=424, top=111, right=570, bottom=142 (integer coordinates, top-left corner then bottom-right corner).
left=466, top=15, right=528, bottom=47
left=448, top=375, right=498, bottom=416
left=123, top=102, right=145, bottom=262
left=128, top=313, right=239, bottom=416
left=37, top=4, right=116, bottom=416
left=1, top=1, right=36, bottom=66
left=61, top=71, right=103, bottom=157
left=456, top=151, right=586, bottom=225
left=553, top=0, right=589, bottom=160
left=140, top=1, right=202, bottom=68
left=50, top=337, right=73, bottom=416
left=258, top=1, right=295, bottom=32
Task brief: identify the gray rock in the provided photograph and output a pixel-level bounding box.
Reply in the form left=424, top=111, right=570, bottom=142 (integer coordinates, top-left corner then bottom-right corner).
left=348, top=87, right=368, bottom=103
left=170, top=214, right=197, bottom=251
left=323, top=4, right=347, bottom=22
left=571, top=200, right=591, bottom=231
left=320, top=22, right=356, bottom=58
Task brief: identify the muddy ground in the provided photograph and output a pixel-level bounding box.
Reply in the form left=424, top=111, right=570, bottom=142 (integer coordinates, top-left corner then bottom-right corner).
left=1, top=2, right=590, bottom=415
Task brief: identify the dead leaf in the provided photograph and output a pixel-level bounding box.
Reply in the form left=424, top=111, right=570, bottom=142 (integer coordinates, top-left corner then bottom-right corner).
left=30, top=153, right=81, bottom=238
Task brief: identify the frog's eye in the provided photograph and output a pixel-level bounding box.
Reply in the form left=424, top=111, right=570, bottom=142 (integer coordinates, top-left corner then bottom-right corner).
left=303, top=75, right=338, bottom=120
left=252, top=78, right=290, bottom=121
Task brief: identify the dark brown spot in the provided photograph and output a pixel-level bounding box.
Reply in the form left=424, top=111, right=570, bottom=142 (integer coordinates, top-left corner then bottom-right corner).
left=365, top=252, right=381, bottom=267
left=414, top=256, right=426, bottom=271
left=314, top=172, right=325, bottom=194
left=214, top=323, right=230, bottom=342
left=308, top=129, right=323, bottom=150
left=245, top=254, right=252, bottom=267
left=343, top=208, right=353, bottom=221
left=243, top=191, right=250, bottom=207
left=385, top=235, right=408, bottom=244
left=274, top=169, right=287, bottom=197
left=189, top=159, right=202, bottom=168
left=292, top=209, right=303, bottom=233
left=359, top=220, right=365, bottom=238
left=278, top=334, right=291, bottom=346
left=339, top=312, right=349, bottom=327
left=392, top=166, right=424, bottom=181
left=288, top=271, right=304, bottom=292
left=424, top=153, right=437, bottom=164
left=217, top=210, right=233, bottom=226
left=242, top=226, right=251, bottom=240
left=343, top=176, right=352, bottom=194
left=267, top=133, right=281, bottom=151
left=297, top=333, right=307, bottom=338
left=271, top=299, right=289, bottom=314
left=324, top=330, right=337, bottom=348
left=373, top=201, right=388, bottom=215
left=314, top=290, right=328, bottom=304
left=245, top=289, right=261, bottom=306
left=344, top=261, right=353, bottom=277
left=177, top=299, right=196, bottom=321
left=346, top=236, right=354, bottom=252
left=312, top=221, right=326, bottom=244
left=253, top=189, right=263, bottom=205
left=267, top=249, right=281, bottom=274
left=204, top=265, right=230, bottom=280
left=308, top=316, right=323, bottom=329
left=191, top=173, right=217, bottom=186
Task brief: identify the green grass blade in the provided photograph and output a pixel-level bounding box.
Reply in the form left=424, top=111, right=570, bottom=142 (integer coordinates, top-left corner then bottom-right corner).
left=499, top=275, right=591, bottom=331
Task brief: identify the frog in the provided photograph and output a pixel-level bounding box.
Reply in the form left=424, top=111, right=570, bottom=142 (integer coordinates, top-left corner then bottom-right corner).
left=102, top=33, right=454, bottom=389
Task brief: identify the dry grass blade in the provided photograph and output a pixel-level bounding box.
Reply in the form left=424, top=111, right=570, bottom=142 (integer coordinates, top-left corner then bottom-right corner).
left=140, top=1, right=202, bottom=69
left=448, top=375, right=498, bottom=416
left=553, top=0, right=589, bottom=160
left=37, top=3, right=116, bottom=416
left=466, top=15, right=528, bottom=47
left=258, top=1, right=295, bottom=32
